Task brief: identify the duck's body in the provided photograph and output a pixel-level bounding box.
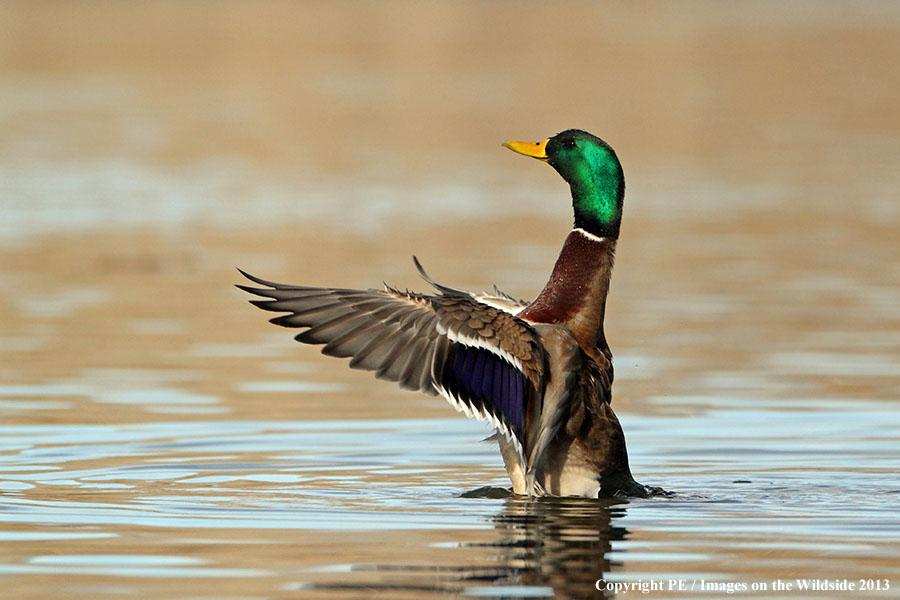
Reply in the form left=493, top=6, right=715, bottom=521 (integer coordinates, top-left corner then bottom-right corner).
left=240, top=129, right=648, bottom=498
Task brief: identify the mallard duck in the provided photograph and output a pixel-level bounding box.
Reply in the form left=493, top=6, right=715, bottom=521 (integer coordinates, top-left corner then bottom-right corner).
left=239, top=129, right=649, bottom=498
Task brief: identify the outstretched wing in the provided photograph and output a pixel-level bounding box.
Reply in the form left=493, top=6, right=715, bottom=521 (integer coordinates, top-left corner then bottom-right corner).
left=473, top=287, right=531, bottom=315
left=412, top=256, right=529, bottom=315
left=237, top=269, right=545, bottom=453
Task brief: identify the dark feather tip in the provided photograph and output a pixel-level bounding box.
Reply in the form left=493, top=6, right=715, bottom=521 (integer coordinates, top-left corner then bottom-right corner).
left=249, top=299, right=278, bottom=311
left=236, top=268, right=296, bottom=290
left=413, top=255, right=430, bottom=280
left=236, top=284, right=274, bottom=297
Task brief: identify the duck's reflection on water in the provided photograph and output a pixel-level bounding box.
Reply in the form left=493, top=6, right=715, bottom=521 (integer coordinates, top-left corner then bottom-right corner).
left=482, top=496, right=627, bottom=599
left=306, top=495, right=627, bottom=599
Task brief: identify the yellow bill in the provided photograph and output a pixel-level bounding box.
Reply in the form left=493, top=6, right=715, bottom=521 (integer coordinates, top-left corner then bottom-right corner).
left=502, top=139, right=549, bottom=161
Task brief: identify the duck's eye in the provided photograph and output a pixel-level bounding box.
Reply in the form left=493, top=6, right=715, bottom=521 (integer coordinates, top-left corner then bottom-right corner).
left=563, top=139, right=576, bottom=149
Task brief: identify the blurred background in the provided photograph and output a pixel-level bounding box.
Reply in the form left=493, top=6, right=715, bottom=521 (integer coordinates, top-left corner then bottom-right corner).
left=1, top=2, right=898, bottom=599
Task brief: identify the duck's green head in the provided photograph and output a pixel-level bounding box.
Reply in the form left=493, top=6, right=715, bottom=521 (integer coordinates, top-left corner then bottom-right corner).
left=504, top=129, right=625, bottom=239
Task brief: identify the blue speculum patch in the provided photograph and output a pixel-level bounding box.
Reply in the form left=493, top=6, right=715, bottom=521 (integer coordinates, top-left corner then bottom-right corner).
left=441, top=344, right=526, bottom=434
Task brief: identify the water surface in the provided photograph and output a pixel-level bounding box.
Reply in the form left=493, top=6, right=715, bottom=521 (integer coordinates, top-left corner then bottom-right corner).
left=1, top=2, right=899, bottom=598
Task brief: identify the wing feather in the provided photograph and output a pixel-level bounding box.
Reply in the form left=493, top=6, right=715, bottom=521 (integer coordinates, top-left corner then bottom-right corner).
left=238, top=267, right=546, bottom=456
